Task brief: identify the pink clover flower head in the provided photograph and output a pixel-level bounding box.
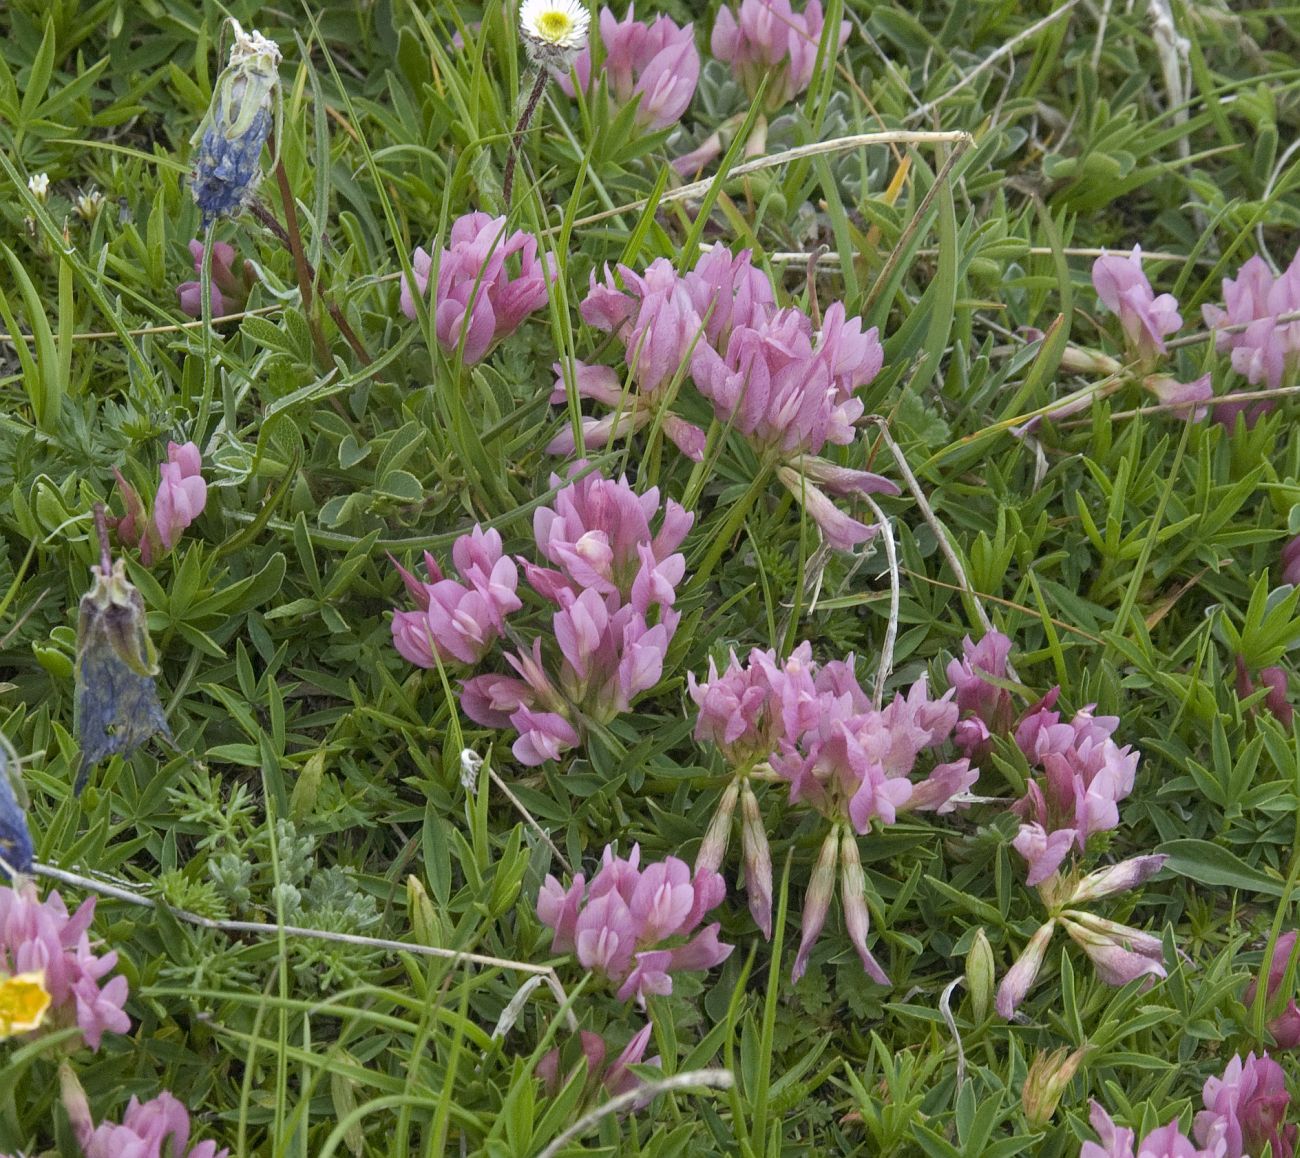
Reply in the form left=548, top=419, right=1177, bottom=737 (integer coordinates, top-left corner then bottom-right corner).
left=0, top=881, right=129, bottom=1050
left=400, top=212, right=556, bottom=363
left=1244, top=931, right=1300, bottom=1051
left=772, top=675, right=968, bottom=831
left=946, top=630, right=1015, bottom=744
left=177, top=240, right=249, bottom=318
left=1203, top=250, right=1300, bottom=397
left=687, top=641, right=818, bottom=766
left=1059, top=910, right=1166, bottom=988
left=554, top=260, right=709, bottom=460
left=390, top=526, right=521, bottom=668
left=64, top=1079, right=228, bottom=1158
left=1283, top=536, right=1300, bottom=588
left=1195, top=1051, right=1295, bottom=1158
left=711, top=0, right=850, bottom=111
left=1012, top=702, right=1140, bottom=882
left=557, top=8, right=700, bottom=131
left=1091, top=245, right=1183, bottom=367
left=682, top=247, right=777, bottom=351
left=690, top=302, right=896, bottom=548
left=550, top=586, right=678, bottom=723
left=153, top=441, right=208, bottom=553
left=536, top=844, right=732, bottom=1002
left=531, top=467, right=692, bottom=606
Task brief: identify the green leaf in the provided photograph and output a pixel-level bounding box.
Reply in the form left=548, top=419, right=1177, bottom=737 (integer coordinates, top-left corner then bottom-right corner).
left=1158, top=839, right=1283, bottom=896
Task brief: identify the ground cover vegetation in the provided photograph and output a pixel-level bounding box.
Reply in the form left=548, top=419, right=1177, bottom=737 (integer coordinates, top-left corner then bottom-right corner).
left=2, top=0, right=1300, bottom=1154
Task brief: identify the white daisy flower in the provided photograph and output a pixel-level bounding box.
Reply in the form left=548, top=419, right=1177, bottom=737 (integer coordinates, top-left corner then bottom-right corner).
left=518, top=0, right=590, bottom=65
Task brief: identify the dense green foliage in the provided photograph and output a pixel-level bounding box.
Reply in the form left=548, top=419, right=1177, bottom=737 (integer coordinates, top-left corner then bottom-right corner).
left=2, top=0, right=1300, bottom=1154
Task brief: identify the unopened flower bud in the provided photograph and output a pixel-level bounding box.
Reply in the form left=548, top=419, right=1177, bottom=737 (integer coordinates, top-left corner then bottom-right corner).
left=740, top=780, right=773, bottom=939
left=965, top=928, right=995, bottom=1023
left=694, top=777, right=740, bottom=877
left=27, top=172, right=49, bottom=203
left=996, top=919, right=1057, bottom=1019
left=1022, top=1045, right=1089, bottom=1129
left=407, top=875, right=444, bottom=948
left=793, top=825, right=841, bottom=983
left=1064, top=854, right=1166, bottom=906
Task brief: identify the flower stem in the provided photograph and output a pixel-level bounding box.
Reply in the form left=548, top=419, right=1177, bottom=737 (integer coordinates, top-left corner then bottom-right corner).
left=503, top=68, right=550, bottom=208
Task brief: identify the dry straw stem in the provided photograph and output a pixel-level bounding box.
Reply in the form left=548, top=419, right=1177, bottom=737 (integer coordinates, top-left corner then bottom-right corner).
left=488, top=763, right=573, bottom=874
left=862, top=493, right=899, bottom=709
left=868, top=417, right=1018, bottom=680
left=33, top=862, right=579, bottom=1027
left=534, top=1068, right=735, bottom=1158
left=553, top=131, right=973, bottom=235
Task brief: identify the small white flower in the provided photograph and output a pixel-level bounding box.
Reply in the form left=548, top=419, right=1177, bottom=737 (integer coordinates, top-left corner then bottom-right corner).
left=27, top=173, right=49, bottom=202
left=72, top=186, right=104, bottom=222
left=519, top=0, right=589, bottom=62
left=459, top=747, right=484, bottom=790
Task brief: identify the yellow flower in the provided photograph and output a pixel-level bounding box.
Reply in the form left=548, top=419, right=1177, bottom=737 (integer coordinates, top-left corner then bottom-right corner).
left=0, top=971, right=51, bottom=1038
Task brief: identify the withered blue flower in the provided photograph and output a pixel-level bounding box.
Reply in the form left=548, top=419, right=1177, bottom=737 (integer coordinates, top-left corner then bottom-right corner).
left=189, top=20, right=281, bottom=227
left=73, top=555, right=172, bottom=794
left=0, top=736, right=33, bottom=878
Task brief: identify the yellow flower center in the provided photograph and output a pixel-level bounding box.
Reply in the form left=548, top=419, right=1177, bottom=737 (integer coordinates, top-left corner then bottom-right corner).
left=0, top=972, right=51, bottom=1038
left=535, top=10, right=573, bottom=42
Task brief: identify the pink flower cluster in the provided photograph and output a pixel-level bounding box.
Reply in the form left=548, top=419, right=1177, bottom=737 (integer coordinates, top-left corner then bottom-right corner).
left=1011, top=700, right=1141, bottom=886
left=0, top=881, right=129, bottom=1050
left=1246, top=931, right=1300, bottom=1050
left=556, top=8, right=700, bottom=131
left=557, top=247, right=897, bottom=549
left=689, top=644, right=976, bottom=980
left=712, top=0, right=849, bottom=111
left=1203, top=249, right=1300, bottom=395
left=400, top=212, right=556, bottom=364
left=996, top=855, right=1168, bottom=1018
left=1083, top=1052, right=1295, bottom=1158
left=390, top=527, right=521, bottom=668
left=62, top=1072, right=228, bottom=1158
left=393, top=469, right=690, bottom=766
left=537, top=844, right=732, bottom=1002
left=115, top=441, right=209, bottom=567
left=1091, top=248, right=1212, bottom=417
left=945, top=632, right=1144, bottom=886
left=536, top=1023, right=659, bottom=1100
left=177, top=240, right=251, bottom=318
left=946, top=630, right=1015, bottom=757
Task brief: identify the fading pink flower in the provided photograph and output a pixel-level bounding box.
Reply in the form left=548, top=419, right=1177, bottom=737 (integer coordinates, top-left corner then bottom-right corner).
left=390, top=526, right=521, bottom=668
left=1203, top=251, right=1300, bottom=404
left=400, top=212, right=556, bottom=363
left=1245, top=931, right=1300, bottom=1051
left=1092, top=246, right=1182, bottom=368
left=0, top=882, right=129, bottom=1050
left=153, top=441, right=207, bottom=553
left=1059, top=910, right=1166, bottom=988
left=557, top=8, right=700, bottom=131
left=711, top=0, right=850, bottom=111
left=537, top=1023, right=661, bottom=1100
left=1195, top=1051, right=1295, bottom=1158
left=177, top=239, right=250, bottom=318
left=61, top=1068, right=228, bottom=1158
left=537, top=844, right=732, bottom=1002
